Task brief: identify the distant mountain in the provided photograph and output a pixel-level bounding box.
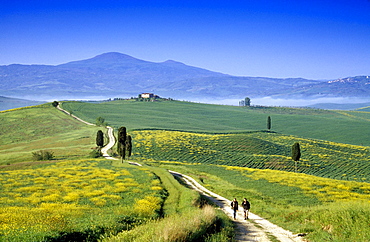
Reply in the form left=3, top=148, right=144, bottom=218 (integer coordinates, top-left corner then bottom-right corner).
left=275, top=76, right=370, bottom=98
left=0, top=96, right=45, bottom=111
left=0, top=52, right=368, bottom=101
left=307, top=102, right=370, bottom=111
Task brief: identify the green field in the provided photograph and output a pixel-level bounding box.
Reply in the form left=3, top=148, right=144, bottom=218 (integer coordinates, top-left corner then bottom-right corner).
left=0, top=159, right=166, bottom=241
left=61, top=100, right=370, bottom=146
left=0, top=104, right=234, bottom=241
left=132, top=130, right=370, bottom=182
left=0, top=104, right=102, bottom=165
left=59, top=100, right=370, bottom=182
left=356, top=106, right=370, bottom=112
left=157, top=163, right=370, bottom=242
left=1, top=101, right=370, bottom=241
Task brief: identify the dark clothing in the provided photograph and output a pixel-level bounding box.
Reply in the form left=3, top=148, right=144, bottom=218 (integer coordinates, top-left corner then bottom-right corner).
left=242, top=200, right=250, bottom=220
left=242, top=200, right=250, bottom=210
left=231, top=200, right=239, bottom=219
left=231, top=200, right=238, bottom=211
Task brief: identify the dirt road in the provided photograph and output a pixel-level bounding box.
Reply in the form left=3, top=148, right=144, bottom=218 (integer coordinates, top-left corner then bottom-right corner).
left=56, top=104, right=95, bottom=126
left=169, top=170, right=305, bottom=242
left=101, top=126, right=117, bottom=160
left=100, top=128, right=141, bottom=166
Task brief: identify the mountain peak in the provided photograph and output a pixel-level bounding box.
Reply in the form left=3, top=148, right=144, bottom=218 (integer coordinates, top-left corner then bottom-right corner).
left=92, top=52, right=138, bottom=61
left=162, top=60, right=185, bottom=65
left=59, top=52, right=145, bottom=67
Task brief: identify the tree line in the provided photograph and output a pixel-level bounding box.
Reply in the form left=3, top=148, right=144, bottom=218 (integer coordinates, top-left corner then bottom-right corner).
left=117, top=126, right=132, bottom=161
left=95, top=126, right=132, bottom=161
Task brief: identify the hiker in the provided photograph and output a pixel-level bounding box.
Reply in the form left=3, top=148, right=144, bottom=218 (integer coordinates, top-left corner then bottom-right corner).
left=230, top=198, right=238, bottom=219
left=242, top=198, right=250, bottom=220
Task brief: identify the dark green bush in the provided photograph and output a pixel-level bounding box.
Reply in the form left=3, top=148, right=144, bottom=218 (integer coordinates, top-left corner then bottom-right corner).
left=32, top=150, right=54, bottom=161
left=89, top=149, right=101, bottom=158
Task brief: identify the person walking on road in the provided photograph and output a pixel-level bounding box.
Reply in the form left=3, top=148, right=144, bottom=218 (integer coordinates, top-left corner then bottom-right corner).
left=231, top=198, right=239, bottom=220
left=242, top=198, right=250, bottom=220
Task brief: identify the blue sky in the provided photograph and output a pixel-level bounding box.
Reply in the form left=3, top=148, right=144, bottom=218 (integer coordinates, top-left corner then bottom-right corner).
left=1, top=0, right=369, bottom=79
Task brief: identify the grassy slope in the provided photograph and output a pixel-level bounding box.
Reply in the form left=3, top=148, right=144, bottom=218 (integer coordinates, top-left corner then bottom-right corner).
left=0, top=104, right=101, bottom=165
left=159, top=163, right=370, bottom=242
left=61, top=100, right=258, bottom=132
left=356, top=106, right=370, bottom=112
left=0, top=104, right=233, bottom=242
left=2, top=101, right=369, bottom=241
left=61, top=100, right=370, bottom=146
left=131, top=130, right=370, bottom=182
left=0, top=96, right=45, bottom=111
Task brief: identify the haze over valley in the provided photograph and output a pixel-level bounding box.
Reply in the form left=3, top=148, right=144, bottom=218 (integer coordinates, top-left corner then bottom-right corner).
left=1, top=52, right=369, bottom=110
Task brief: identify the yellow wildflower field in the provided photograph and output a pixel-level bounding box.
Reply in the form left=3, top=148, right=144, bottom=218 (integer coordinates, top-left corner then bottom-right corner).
left=224, top=165, right=370, bottom=203
left=132, top=130, right=370, bottom=181
left=0, top=159, right=164, bottom=241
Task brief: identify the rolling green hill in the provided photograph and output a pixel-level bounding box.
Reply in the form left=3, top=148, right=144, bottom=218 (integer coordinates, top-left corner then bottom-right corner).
left=0, top=96, right=45, bottom=111
left=0, top=103, right=233, bottom=241
left=61, top=100, right=370, bottom=146
left=0, top=104, right=101, bottom=165
left=356, top=106, right=370, bottom=112
left=308, top=102, right=370, bottom=110
left=132, top=130, right=370, bottom=182
left=4, top=101, right=369, bottom=181
left=1, top=100, right=370, bottom=241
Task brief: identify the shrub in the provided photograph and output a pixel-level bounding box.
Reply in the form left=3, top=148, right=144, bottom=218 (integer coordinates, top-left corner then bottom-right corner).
left=89, top=149, right=101, bottom=158
left=52, top=101, right=59, bottom=107
left=32, top=150, right=54, bottom=161
left=96, top=116, right=107, bottom=126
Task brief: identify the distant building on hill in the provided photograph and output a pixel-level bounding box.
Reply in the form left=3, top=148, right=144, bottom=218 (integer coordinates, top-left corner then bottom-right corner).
left=139, top=93, right=161, bottom=99
left=141, top=93, right=154, bottom=98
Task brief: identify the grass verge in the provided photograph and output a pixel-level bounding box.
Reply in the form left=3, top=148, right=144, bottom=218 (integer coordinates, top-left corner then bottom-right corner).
left=101, top=205, right=234, bottom=242
left=153, top=163, right=370, bottom=242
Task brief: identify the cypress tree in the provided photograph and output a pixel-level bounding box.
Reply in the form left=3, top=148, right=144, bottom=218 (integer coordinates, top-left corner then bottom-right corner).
left=117, top=127, right=127, bottom=161
left=267, top=116, right=271, bottom=130
left=96, top=130, right=104, bottom=148
left=117, top=141, right=121, bottom=157
left=126, top=135, right=132, bottom=159
left=292, top=142, right=301, bottom=172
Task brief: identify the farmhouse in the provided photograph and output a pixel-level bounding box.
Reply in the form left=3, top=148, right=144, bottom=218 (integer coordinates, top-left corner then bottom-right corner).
left=140, top=93, right=161, bottom=99
left=141, top=93, right=154, bottom=98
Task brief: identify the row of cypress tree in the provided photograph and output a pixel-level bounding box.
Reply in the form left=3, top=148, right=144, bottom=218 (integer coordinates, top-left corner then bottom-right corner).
left=96, top=126, right=132, bottom=161
left=117, top=126, right=132, bottom=161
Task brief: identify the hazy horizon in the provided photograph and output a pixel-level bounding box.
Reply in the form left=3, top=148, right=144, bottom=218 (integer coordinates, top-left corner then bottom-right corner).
left=4, top=93, right=370, bottom=110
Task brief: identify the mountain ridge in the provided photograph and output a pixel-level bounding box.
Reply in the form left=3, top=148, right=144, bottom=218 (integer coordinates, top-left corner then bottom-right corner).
left=0, top=52, right=368, bottom=101
left=59, top=52, right=150, bottom=67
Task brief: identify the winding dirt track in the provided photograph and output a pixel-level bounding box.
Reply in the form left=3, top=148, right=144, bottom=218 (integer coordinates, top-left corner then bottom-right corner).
left=56, top=104, right=95, bottom=126
left=169, top=170, right=305, bottom=242
left=100, top=125, right=142, bottom=166
left=56, top=104, right=305, bottom=241
left=101, top=126, right=117, bottom=160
